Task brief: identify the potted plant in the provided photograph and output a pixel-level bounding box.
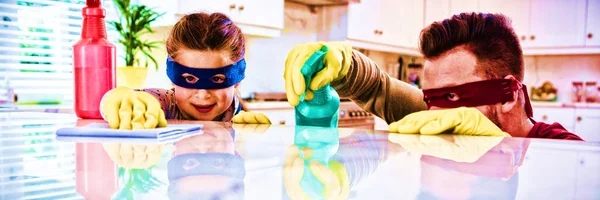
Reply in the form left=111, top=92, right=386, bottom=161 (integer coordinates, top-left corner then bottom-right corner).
left=109, top=0, right=164, bottom=89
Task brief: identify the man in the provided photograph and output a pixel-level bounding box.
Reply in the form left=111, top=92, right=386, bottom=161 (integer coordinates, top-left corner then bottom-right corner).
left=284, top=12, right=582, bottom=140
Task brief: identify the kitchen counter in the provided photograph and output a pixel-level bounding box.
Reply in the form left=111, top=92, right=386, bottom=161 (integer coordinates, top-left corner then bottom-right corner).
left=1, top=111, right=600, bottom=200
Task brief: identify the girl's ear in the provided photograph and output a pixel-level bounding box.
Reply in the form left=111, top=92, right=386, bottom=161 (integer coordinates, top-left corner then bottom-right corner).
left=234, top=83, right=240, bottom=88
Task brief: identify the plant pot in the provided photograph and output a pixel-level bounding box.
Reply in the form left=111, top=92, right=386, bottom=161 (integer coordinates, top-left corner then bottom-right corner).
left=116, top=67, right=148, bottom=89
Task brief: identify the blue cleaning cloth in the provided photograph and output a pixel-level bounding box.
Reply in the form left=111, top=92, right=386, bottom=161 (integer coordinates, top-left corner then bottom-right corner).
left=55, top=123, right=203, bottom=140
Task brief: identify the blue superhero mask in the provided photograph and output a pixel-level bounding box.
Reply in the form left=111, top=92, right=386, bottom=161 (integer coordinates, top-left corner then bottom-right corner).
left=166, top=57, right=246, bottom=89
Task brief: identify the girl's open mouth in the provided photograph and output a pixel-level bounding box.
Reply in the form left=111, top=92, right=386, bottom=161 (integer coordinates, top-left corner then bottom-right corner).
left=193, top=104, right=215, bottom=113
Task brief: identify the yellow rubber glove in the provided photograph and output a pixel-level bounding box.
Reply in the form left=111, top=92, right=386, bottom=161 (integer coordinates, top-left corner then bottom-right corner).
left=231, top=111, right=272, bottom=124
left=389, top=107, right=511, bottom=137
left=101, top=86, right=168, bottom=130
left=232, top=123, right=271, bottom=134
left=283, top=145, right=350, bottom=200
left=102, top=143, right=165, bottom=169
left=284, top=41, right=353, bottom=106
left=388, top=134, right=503, bottom=163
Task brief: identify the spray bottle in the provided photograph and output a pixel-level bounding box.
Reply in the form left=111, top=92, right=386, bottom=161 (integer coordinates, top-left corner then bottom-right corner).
left=291, top=46, right=341, bottom=199
left=73, top=0, right=116, bottom=119
left=294, top=46, right=341, bottom=128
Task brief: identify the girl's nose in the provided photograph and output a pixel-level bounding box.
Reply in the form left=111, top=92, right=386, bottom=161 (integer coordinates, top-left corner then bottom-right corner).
left=194, top=89, right=212, bottom=99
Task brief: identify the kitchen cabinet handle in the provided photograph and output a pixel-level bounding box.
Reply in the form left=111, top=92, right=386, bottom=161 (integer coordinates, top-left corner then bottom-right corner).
left=229, top=4, right=236, bottom=9
left=374, top=30, right=378, bottom=34
left=521, top=35, right=526, bottom=41
left=279, top=120, right=286, bottom=125
left=238, top=5, right=244, bottom=11
left=588, top=33, right=593, bottom=39
left=530, top=35, right=535, bottom=40
left=577, top=116, right=582, bottom=122
left=542, top=115, right=548, bottom=120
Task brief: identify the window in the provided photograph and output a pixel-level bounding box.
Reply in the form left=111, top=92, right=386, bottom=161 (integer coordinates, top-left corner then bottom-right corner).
left=0, top=0, right=121, bottom=107
left=0, top=0, right=120, bottom=199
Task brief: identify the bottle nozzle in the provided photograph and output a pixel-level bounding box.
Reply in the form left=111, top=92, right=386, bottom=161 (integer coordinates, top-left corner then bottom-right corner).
left=86, top=0, right=101, bottom=7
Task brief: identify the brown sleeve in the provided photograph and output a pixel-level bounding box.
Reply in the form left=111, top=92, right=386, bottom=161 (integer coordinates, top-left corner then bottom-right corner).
left=331, top=50, right=427, bottom=124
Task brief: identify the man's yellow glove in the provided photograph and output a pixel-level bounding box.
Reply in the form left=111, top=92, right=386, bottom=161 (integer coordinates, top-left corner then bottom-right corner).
left=389, top=107, right=511, bottom=137
left=284, top=41, right=353, bottom=106
left=102, top=143, right=165, bottom=169
left=231, top=111, right=271, bottom=124
left=283, top=145, right=350, bottom=200
left=101, top=86, right=168, bottom=130
left=388, top=134, right=503, bottom=163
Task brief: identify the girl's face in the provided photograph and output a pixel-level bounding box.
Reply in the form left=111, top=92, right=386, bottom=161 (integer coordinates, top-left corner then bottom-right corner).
left=173, top=49, right=239, bottom=121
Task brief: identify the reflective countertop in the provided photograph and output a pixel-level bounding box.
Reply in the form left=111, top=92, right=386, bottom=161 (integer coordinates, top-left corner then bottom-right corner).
left=1, top=112, right=599, bottom=200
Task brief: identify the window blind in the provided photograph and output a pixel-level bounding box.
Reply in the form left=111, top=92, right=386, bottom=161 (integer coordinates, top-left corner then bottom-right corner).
left=0, top=0, right=121, bottom=107
left=0, top=0, right=120, bottom=199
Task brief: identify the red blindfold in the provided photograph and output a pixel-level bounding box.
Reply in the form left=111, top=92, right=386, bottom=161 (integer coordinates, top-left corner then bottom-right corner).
left=422, top=79, right=534, bottom=120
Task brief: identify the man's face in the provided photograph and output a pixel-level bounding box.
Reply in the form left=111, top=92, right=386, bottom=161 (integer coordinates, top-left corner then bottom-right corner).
left=422, top=47, right=502, bottom=128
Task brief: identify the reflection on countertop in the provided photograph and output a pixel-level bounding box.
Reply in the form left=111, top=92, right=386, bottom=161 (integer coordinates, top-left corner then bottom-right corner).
left=1, top=111, right=600, bottom=199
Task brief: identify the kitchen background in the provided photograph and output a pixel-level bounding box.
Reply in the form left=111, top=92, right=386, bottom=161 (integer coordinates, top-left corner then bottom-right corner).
left=1, top=1, right=599, bottom=199
left=1, top=0, right=599, bottom=141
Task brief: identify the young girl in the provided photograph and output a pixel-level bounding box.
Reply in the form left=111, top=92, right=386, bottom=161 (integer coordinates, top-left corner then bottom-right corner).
left=101, top=12, right=270, bottom=130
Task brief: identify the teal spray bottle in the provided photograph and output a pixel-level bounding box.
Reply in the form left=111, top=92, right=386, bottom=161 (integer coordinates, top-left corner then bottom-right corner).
left=294, top=45, right=341, bottom=128
left=291, top=46, right=341, bottom=199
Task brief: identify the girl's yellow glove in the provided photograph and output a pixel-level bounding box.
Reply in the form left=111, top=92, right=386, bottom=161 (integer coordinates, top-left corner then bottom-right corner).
left=100, top=86, right=168, bottom=130
left=389, top=107, right=511, bottom=137
left=232, top=111, right=272, bottom=124
left=102, top=143, right=165, bottom=169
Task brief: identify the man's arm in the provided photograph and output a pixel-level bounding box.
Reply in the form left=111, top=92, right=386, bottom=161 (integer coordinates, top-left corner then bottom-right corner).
left=331, top=50, right=427, bottom=124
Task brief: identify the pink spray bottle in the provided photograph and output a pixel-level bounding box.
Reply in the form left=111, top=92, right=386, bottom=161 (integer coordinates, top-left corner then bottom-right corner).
left=73, top=0, right=116, bottom=119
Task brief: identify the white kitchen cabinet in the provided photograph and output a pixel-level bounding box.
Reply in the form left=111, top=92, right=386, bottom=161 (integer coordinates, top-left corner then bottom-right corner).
left=347, top=0, right=382, bottom=45
left=142, top=0, right=284, bottom=37
left=575, top=152, right=600, bottom=199
left=516, top=148, right=578, bottom=200
left=423, top=0, right=479, bottom=28
left=527, top=0, right=588, bottom=48
left=424, top=0, right=451, bottom=26
left=234, top=0, right=284, bottom=31
left=382, top=0, right=424, bottom=49
left=449, top=0, right=479, bottom=15
left=479, top=0, right=530, bottom=46
left=425, top=0, right=600, bottom=54
left=586, top=0, right=600, bottom=46
left=573, top=108, right=600, bottom=142
left=532, top=107, right=576, bottom=132
left=135, top=0, right=180, bottom=28
left=320, top=0, right=424, bottom=56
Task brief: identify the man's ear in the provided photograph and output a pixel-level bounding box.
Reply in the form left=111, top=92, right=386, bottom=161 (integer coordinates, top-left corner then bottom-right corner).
left=501, top=75, right=520, bottom=113
left=234, top=82, right=241, bottom=88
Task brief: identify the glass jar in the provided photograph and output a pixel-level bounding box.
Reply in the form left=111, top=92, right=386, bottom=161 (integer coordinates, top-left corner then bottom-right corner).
left=585, top=82, right=598, bottom=103
left=572, top=82, right=584, bottom=103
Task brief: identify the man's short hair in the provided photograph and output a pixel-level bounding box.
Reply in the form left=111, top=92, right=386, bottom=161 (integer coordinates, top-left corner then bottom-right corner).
left=420, top=12, right=524, bottom=82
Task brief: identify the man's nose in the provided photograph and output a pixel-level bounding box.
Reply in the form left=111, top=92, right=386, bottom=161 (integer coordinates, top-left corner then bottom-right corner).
left=428, top=106, right=442, bottom=110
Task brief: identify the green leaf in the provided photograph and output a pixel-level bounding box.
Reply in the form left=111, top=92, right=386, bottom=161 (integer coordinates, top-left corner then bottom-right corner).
left=111, top=0, right=163, bottom=70
left=141, top=50, right=159, bottom=71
